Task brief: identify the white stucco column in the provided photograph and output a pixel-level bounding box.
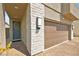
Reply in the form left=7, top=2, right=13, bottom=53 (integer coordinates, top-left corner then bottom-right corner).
left=30, top=3, right=44, bottom=55
left=0, top=4, right=6, bottom=48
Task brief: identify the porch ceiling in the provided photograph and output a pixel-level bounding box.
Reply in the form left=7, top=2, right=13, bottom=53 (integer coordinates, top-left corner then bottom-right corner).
left=3, top=3, right=28, bottom=19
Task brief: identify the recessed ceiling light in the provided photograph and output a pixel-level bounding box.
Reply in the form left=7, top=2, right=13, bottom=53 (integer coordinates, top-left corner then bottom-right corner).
left=62, top=18, right=64, bottom=19
left=14, top=16, right=17, bottom=18
left=14, top=6, right=18, bottom=9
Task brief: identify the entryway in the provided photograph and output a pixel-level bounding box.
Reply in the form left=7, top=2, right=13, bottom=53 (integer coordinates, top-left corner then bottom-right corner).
left=3, top=3, right=30, bottom=56
left=13, top=21, right=21, bottom=41
left=45, top=19, right=69, bottom=49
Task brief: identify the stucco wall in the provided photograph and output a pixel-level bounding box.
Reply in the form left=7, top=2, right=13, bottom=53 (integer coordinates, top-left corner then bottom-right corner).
left=30, top=3, right=44, bottom=55
left=0, top=4, right=6, bottom=48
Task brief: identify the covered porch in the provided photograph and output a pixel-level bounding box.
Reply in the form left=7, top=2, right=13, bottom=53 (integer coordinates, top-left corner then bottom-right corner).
left=0, top=3, right=31, bottom=56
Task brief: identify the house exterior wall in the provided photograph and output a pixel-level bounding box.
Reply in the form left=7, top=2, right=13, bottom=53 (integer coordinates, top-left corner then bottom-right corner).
left=61, top=3, right=70, bottom=14
left=71, top=4, right=79, bottom=37
left=60, top=3, right=73, bottom=24
left=44, top=3, right=73, bottom=24
left=0, top=4, right=6, bottom=48
left=45, top=3, right=61, bottom=12
left=21, top=11, right=27, bottom=45
left=30, top=3, right=75, bottom=55
left=73, top=20, right=79, bottom=36
left=45, top=3, right=61, bottom=21
left=61, top=3, right=74, bottom=40
left=70, top=4, right=79, bottom=38
left=20, top=3, right=30, bottom=55
left=30, top=3, right=44, bottom=55
left=21, top=10, right=30, bottom=55
left=26, top=4, right=31, bottom=54
left=0, top=3, right=77, bottom=55
left=21, top=4, right=31, bottom=54
left=44, top=3, right=73, bottom=40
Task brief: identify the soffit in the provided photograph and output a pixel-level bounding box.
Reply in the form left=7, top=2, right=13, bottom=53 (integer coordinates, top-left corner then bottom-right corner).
left=4, top=3, right=28, bottom=19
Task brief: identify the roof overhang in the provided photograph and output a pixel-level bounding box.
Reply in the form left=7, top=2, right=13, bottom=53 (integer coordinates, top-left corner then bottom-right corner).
left=63, top=13, right=78, bottom=21
left=3, top=3, right=28, bottom=19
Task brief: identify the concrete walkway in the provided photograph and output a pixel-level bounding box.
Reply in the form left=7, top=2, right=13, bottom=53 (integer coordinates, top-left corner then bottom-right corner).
left=36, top=37, right=79, bottom=56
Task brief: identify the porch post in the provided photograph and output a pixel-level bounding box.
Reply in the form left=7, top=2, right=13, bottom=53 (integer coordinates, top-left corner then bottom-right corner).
left=0, top=4, right=6, bottom=48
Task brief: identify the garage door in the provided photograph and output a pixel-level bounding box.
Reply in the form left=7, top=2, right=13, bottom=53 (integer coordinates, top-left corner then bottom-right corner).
left=45, top=21, right=69, bottom=49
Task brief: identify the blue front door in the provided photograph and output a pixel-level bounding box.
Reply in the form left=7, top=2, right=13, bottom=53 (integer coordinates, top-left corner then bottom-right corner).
left=13, top=21, right=21, bottom=41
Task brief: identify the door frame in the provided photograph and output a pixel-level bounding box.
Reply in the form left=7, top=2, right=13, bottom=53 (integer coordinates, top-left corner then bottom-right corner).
left=13, top=21, right=21, bottom=42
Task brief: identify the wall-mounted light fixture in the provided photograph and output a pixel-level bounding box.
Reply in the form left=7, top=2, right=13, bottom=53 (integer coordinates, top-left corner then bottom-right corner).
left=36, top=17, right=42, bottom=30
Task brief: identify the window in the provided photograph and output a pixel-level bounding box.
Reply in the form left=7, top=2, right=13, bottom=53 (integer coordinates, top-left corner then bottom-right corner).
left=4, top=11, right=10, bottom=25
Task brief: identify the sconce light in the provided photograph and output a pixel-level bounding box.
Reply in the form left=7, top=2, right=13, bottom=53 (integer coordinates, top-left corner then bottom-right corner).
left=36, top=17, right=42, bottom=30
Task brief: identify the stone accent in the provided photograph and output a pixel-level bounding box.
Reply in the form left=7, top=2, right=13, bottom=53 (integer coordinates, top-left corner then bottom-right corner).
left=30, top=3, right=44, bottom=55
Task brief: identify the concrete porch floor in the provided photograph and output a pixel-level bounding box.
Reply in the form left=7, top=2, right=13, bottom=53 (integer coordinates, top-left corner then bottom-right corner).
left=7, top=41, right=30, bottom=56
left=0, top=41, right=29, bottom=56
left=36, top=37, right=79, bottom=56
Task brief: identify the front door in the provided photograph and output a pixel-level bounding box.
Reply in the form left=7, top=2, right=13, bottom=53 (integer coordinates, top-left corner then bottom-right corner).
left=13, top=21, right=21, bottom=41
